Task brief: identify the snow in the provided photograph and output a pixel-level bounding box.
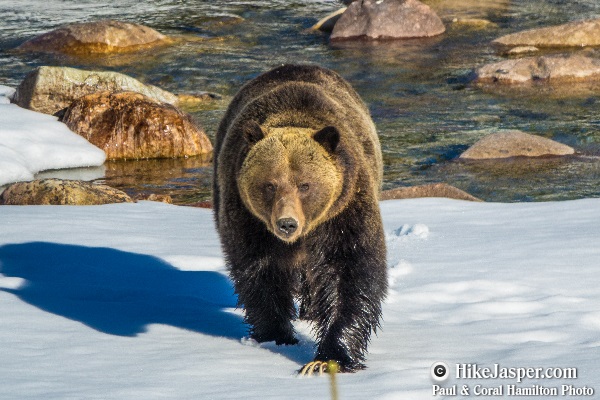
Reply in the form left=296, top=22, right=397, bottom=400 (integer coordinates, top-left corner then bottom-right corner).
left=0, top=86, right=106, bottom=187
left=1, top=198, right=599, bottom=399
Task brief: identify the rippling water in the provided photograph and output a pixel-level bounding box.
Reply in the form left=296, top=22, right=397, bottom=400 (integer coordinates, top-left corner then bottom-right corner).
left=1, top=0, right=600, bottom=203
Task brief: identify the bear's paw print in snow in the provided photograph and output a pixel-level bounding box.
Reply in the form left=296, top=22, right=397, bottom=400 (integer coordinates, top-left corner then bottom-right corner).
left=391, top=223, right=430, bottom=240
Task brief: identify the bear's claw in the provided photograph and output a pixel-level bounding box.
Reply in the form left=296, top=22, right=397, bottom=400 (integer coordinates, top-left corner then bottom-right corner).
left=299, top=361, right=329, bottom=377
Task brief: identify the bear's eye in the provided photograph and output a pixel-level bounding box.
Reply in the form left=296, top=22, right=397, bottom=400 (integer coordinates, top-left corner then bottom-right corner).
left=298, top=183, right=310, bottom=193
left=265, top=183, right=277, bottom=192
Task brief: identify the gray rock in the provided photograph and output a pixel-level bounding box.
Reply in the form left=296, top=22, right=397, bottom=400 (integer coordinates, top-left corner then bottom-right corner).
left=0, top=179, right=133, bottom=205
left=380, top=183, right=482, bottom=201
left=14, top=66, right=178, bottom=115
left=474, top=54, right=600, bottom=84
left=330, top=0, right=445, bottom=41
left=17, top=19, right=170, bottom=55
left=493, top=18, right=600, bottom=48
left=460, top=130, right=575, bottom=160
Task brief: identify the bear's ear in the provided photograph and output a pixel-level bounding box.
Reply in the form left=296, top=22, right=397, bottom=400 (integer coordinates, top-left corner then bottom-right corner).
left=313, top=126, right=340, bottom=153
left=243, top=121, right=265, bottom=146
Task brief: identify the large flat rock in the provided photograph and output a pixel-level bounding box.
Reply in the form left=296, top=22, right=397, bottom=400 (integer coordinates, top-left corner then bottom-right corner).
left=14, top=66, right=178, bottom=115
left=460, top=130, right=575, bottom=160
left=474, top=54, right=600, bottom=84
left=493, top=18, right=600, bottom=48
left=17, top=20, right=170, bottom=55
left=380, top=183, right=482, bottom=201
left=0, top=179, right=133, bottom=205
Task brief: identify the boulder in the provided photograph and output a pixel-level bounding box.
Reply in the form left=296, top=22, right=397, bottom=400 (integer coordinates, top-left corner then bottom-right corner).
left=380, top=183, right=482, bottom=201
left=13, top=66, right=178, bottom=115
left=330, top=0, right=445, bottom=40
left=493, top=18, right=600, bottom=48
left=17, top=20, right=170, bottom=55
left=0, top=179, right=133, bottom=205
left=60, top=91, right=212, bottom=160
left=459, top=130, right=575, bottom=160
left=474, top=54, right=600, bottom=84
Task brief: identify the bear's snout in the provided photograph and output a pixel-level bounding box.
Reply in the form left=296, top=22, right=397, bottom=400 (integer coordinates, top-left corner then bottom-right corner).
left=270, top=192, right=305, bottom=242
left=276, top=217, right=298, bottom=236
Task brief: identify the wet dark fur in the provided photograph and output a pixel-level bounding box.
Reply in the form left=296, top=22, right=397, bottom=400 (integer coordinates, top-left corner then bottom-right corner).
left=213, top=64, right=387, bottom=372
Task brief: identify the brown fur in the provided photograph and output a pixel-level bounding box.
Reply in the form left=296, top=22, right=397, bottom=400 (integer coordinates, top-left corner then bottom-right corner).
left=237, top=126, right=343, bottom=242
left=213, top=64, right=387, bottom=373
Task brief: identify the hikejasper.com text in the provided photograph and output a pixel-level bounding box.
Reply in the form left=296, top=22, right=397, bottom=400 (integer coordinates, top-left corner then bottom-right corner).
left=456, top=364, right=577, bottom=383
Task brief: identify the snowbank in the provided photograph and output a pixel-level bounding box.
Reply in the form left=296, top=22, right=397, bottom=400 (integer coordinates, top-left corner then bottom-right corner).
left=1, top=198, right=599, bottom=399
left=0, top=85, right=106, bottom=187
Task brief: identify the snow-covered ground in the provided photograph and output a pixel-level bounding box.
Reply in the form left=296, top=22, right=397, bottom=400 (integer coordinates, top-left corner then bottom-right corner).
left=1, top=198, right=599, bottom=399
left=0, top=86, right=106, bottom=187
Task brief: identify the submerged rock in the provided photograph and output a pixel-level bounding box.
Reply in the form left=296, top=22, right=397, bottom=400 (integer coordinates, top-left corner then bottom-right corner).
left=460, top=130, right=575, bottom=160
left=192, top=14, right=244, bottom=30
left=133, top=193, right=173, bottom=204
left=474, top=54, right=600, bottom=84
left=451, top=18, right=497, bottom=29
left=176, top=92, right=222, bottom=110
left=311, top=7, right=347, bottom=33
left=0, top=179, right=133, bottom=205
left=504, top=46, right=540, bottom=56
left=493, top=18, right=600, bottom=48
left=61, top=91, right=212, bottom=160
left=380, top=183, right=482, bottom=201
left=17, top=20, right=171, bottom=55
left=13, top=66, right=178, bottom=115
left=423, top=0, right=510, bottom=21
left=330, top=0, right=445, bottom=40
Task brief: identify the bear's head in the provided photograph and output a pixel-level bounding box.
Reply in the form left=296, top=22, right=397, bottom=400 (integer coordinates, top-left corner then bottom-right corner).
left=237, top=122, right=343, bottom=243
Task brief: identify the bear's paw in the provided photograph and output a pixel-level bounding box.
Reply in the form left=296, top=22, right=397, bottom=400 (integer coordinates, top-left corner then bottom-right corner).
left=299, top=360, right=331, bottom=377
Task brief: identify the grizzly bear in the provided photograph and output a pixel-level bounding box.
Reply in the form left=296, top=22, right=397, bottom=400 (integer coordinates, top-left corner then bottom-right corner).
left=213, top=64, right=387, bottom=374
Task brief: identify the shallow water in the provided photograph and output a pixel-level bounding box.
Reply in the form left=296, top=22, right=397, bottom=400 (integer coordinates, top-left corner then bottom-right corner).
left=1, top=0, right=600, bottom=203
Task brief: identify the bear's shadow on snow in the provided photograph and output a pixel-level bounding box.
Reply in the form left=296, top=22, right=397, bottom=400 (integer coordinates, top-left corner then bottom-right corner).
left=0, top=242, right=316, bottom=365
left=0, top=241, right=248, bottom=339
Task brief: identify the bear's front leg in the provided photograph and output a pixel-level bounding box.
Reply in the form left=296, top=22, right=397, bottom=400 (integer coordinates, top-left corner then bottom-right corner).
left=300, top=209, right=387, bottom=375
left=230, top=255, right=299, bottom=346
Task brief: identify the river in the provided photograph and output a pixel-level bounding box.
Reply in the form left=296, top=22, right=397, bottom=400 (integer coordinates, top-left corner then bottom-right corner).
left=1, top=0, right=599, bottom=203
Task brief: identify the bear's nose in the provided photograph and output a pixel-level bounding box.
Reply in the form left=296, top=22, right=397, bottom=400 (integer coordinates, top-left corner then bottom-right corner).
left=277, top=217, right=298, bottom=235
